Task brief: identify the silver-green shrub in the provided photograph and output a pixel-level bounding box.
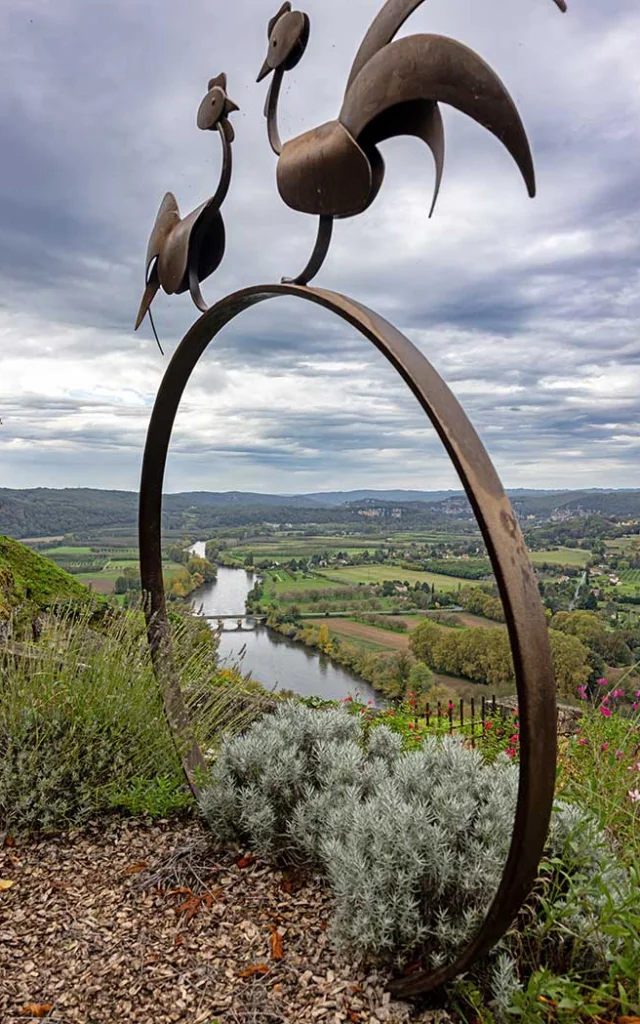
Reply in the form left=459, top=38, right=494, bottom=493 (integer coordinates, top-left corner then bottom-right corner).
left=199, top=702, right=630, bottom=1008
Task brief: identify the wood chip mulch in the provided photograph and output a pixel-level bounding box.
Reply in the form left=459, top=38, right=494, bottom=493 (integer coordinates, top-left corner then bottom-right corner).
left=0, top=818, right=454, bottom=1024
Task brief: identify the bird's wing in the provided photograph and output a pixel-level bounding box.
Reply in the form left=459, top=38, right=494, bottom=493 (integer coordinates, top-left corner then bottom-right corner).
left=358, top=99, right=444, bottom=217
left=341, top=34, right=535, bottom=199
left=345, top=0, right=428, bottom=95
left=145, top=192, right=181, bottom=271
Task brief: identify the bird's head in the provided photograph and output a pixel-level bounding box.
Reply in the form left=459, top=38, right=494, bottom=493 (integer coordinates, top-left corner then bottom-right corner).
left=197, top=73, right=240, bottom=132
left=257, top=2, right=310, bottom=82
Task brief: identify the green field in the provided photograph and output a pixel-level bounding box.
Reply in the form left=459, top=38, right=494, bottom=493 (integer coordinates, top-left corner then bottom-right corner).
left=317, top=565, right=468, bottom=591
left=269, top=575, right=337, bottom=595
left=529, top=547, right=591, bottom=567
left=42, top=545, right=93, bottom=556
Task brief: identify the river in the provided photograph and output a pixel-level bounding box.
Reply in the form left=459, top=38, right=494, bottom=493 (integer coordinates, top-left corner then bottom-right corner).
left=187, top=544, right=380, bottom=703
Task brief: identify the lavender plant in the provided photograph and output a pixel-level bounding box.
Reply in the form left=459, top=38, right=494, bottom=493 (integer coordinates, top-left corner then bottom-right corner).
left=200, top=701, right=632, bottom=1015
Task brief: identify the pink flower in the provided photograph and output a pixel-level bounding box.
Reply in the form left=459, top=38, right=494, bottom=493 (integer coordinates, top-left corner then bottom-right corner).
left=616, top=750, right=625, bottom=760
left=343, top=696, right=353, bottom=703
left=448, top=701, right=454, bottom=712
left=578, top=738, right=588, bottom=746
left=509, top=734, right=519, bottom=744
left=578, top=691, right=588, bottom=701
left=368, top=700, right=374, bottom=705
left=628, top=763, right=640, bottom=772
left=505, top=747, right=516, bottom=760
left=636, top=690, right=640, bottom=698
left=601, top=742, right=610, bottom=752
left=485, top=721, right=493, bottom=731
left=628, top=789, right=640, bottom=804
left=600, top=706, right=612, bottom=718
left=612, top=689, right=625, bottom=699
left=597, top=678, right=608, bottom=686
left=634, top=702, right=639, bottom=711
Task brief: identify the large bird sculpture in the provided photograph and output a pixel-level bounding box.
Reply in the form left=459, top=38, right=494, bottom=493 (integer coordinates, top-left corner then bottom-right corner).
left=134, top=73, right=239, bottom=352
left=258, top=0, right=566, bottom=285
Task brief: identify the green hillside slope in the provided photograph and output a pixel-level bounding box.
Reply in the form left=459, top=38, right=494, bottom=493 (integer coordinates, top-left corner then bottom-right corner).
left=0, top=534, right=88, bottom=618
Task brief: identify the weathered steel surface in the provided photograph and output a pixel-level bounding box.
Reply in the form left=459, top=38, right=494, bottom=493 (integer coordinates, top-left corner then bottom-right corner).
left=258, top=0, right=565, bottom=283
left=138, top=283, right=557, bottom=996
left=134, top=74, right=238, bottom=341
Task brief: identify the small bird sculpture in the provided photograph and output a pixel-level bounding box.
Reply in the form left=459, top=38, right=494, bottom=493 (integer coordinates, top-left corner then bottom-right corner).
left=258, top=0, right=566, bottom=286
left=134, top=73, right=239, bottom=351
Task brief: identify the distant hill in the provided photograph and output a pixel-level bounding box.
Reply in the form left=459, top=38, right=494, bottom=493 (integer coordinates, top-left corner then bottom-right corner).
left=0, top=535, right=88, bottom=619
left=2, top=486, right=640, bottom=539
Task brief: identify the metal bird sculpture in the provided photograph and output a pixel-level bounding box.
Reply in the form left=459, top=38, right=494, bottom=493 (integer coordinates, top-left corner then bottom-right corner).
left=134, top=73, right=239, bottom=352
left=258, top=0, right=566, bottom=286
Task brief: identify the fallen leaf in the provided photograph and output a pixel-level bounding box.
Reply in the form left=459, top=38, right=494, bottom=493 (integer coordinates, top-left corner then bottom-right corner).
left=238, top=964, right=270, bottom=978
left=177, top=891, right=214, bottom=924
left=174, top=934, right=184, bottom=946
left=19, top=1005, right=53, bottom=1017
left=0, top=879, right=15, bottom=892
left=618, top=1019, right=640, bottom=1024
left=167, top=886, right=193, bottom=897
left=269, top=928, right=284, bottom=960
left=236, top=855, right=257, bottom=869
left=347, top=1012, right=360, bottom=1023
left=3, top=836, right=16, bottom=848
left=124, top=861, right=148, bottom=874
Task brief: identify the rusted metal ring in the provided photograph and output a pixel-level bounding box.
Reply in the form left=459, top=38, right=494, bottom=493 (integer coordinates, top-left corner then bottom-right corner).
left=139, top=282, right=556, bottom=997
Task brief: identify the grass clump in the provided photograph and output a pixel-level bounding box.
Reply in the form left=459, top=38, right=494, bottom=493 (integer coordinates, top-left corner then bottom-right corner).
left=0, top=605, right=270, bottom=833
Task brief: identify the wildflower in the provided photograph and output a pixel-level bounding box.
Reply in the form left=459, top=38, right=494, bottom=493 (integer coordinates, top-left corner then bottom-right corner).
left=600, top=706, right=612, bottom=718
left=367, top=700, right=374, bottom=706
left=628, top=763, right=640, bottom=772
left=601, top=742, right=610, bottom=752
left=615, top=750, right=624, bottom=760
left=577, top=684, right=587, bottom=701
left=578, top=738, right=588, bottom=746
left=447, top=701, right=454, bottom=712
left=597, top=678, right=608, bottom=686
left=505, top=747, right=516, bottom=760
left=408, top=723, right=414, bottom=730
left=611, top=688, right=625, bottom=699
left=509, top=734, right=519, bottom=744
left=485, top=721, right=493, bottom=731
left=634, top=702, right=639, bottom=711
left=628, top=789, right=640, bottom=804
left=636, top=690, right=640, bottom=698
left=343, top=696, right=353, bottom=703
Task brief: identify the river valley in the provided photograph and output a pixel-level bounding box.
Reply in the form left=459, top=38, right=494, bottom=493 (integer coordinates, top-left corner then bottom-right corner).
left=188, top=545, right=380, bottom=703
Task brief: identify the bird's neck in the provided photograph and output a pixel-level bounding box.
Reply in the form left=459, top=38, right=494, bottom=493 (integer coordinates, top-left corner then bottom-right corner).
left=265, top=68, right=285, bottom=156
left=211, top=119, right=234, bottom=209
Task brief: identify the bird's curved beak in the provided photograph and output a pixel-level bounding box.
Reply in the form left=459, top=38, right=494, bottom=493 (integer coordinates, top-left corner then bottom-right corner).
left=552, top=0, right=567, bottom=9
left=134, top=264, right=160, bottom=331
left=256, top=57, right=272, bottom=83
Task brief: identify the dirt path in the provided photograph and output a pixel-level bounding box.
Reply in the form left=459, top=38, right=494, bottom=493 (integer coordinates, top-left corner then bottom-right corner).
left=0, top=819, right=450, bottom=1024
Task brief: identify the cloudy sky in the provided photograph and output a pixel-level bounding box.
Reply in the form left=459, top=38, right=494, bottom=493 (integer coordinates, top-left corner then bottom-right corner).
left=0, top=0, right=638, bottom=495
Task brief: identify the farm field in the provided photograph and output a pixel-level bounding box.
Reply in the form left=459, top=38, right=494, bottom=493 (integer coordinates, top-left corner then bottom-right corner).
left=441, top=611, right=503, bottom=630
left=528, top=547, right=591, bottom=567
left=308, top=618, right=411, bottom=651
left=75, top=559, right=185, bottom=594
left=317, top=565, right=469, bottom=590
left=605, top=535, right=640, bottom=553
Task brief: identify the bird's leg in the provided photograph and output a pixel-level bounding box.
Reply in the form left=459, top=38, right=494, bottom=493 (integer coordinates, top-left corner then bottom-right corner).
left=282, top=215, right=333, bottom=287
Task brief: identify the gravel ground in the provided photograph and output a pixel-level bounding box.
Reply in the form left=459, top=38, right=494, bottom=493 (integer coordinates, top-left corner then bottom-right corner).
left=0, top=818, right=454, bottom=1024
